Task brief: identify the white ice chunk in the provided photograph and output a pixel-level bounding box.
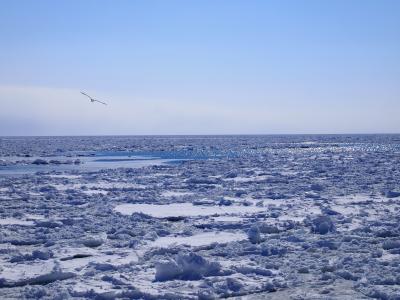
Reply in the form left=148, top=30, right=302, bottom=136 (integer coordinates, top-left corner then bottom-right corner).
left=0, top=218, right=34, bottom=226
left=114, top=203, right=265, bottom=218
left=149, top=231, right=247, bottom=248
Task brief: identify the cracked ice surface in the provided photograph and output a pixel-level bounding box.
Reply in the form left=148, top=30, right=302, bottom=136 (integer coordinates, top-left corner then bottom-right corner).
left=0, top=135, right=400, bottom=299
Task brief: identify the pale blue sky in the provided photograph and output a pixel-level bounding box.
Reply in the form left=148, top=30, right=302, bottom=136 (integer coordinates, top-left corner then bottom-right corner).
left=0, top=0, right=399, bottom=135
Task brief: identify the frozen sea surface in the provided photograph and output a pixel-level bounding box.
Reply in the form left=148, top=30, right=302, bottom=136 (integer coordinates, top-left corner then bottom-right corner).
left=0, top=135, right=400, bottom=299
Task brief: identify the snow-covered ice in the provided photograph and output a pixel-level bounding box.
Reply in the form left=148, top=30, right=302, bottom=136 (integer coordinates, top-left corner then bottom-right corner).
left=0, top=218, right=35, bottom=226
left=114, top=202, right=265, bottom=218
left=149, top=231, right=247, bottom=248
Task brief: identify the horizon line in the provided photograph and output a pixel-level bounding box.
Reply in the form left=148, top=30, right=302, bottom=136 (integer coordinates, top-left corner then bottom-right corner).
left=1, top=132, right=400, bottom=138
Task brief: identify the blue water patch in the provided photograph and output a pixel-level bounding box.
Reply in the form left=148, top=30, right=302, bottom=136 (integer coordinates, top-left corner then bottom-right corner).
left=0, top=154, right=180, bottom=176
left=94, top=150, right=235, bottom=160
left=0, top=149, right=217, bottom=176
left=93, top=158, right=156, bottom=162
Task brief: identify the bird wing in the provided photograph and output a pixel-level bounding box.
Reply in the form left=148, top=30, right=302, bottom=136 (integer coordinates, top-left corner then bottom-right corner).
left=80, top=92, right=92, bottom=99
left=93, top=99, right=107, bottom=105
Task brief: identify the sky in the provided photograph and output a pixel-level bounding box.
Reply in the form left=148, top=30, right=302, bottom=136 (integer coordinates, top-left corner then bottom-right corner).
left=0, top=0, right=399, bottom=135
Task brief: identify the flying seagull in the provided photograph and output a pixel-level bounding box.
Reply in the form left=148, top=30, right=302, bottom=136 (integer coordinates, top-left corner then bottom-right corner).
left=80, top=92, right=107, bottom=105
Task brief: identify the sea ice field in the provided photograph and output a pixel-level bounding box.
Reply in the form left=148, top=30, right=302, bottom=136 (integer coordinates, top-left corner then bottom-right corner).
left=0, top=135, right=400, bottom=299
